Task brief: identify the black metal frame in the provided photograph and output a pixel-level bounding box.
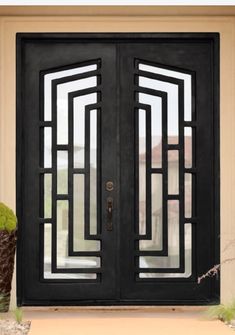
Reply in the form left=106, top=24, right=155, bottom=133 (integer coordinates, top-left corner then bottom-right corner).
left=16, top=33, right=220, bottom=306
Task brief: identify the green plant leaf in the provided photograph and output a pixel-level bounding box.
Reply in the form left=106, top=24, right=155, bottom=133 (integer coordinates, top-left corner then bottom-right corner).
left=0, top=202, right=17, bottom=232
left=206, top=302, right=235, bottom=323
left=13, top=307, right=23, bottom=324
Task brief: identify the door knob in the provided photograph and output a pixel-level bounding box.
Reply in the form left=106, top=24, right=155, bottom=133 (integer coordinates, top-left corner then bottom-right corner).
left=106, top=181, right=114, bottom=192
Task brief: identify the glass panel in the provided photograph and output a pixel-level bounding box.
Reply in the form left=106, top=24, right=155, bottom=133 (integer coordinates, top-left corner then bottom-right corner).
left=44, top=127, right=52, bottom=168
left=152, top=99, right=162, bottom=169
left=57, top=256, right=100, bottom=269
left=138, top=93, right=162, bottom=168
left=57, top=151, right=68, bottom=194
left=139, top=200, right=179, bottom=269
left=44, top=64, right=97, bottom=121
left=139, top=174, right=162, bottom=251
left=74, top=93, right=97, bottom=168
left=138, top=63, right=192, bottom=122
left=168, top=150, right=179, bottom=194
left=44, top=174, right=52, bottom=218
left=139, top=224, right=192, bottom=278
left=44, top=223, right=97, bottom=279
left=56, top=200, right=100, bottom=270
left=139, top=76, right=178, bottom=144
left=138, top=108, right=146, bottom=235
left=90, top=109, right=97, bottom=235
left=73, top=174, right=100, bottom=251
left=56, top=200, right=69, bottom=266
left=185, top=173, right=192, bottom=218
left=57, top=77, right=97, bottom=145
left=185, top=127, right=192, bottom=168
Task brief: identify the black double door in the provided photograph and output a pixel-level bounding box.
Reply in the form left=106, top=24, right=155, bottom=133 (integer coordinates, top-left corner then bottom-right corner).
left=17, top=33, right=219, bottom=305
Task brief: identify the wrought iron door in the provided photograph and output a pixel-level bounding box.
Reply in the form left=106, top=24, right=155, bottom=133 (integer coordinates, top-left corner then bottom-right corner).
left=17, top=33, right=219, bottom=305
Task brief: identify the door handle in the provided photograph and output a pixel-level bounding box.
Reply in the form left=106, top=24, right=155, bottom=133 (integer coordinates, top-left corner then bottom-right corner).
left=106, top=197, right=113, bottom=231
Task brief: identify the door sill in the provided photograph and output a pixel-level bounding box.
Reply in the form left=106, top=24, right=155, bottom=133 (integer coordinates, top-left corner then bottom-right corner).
left=21, top=306, right=208, bottom=312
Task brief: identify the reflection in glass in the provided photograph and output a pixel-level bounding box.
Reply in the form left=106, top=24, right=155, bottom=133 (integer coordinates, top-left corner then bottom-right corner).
left=139, top=224, right=192, bottom=278
left=168, top=150, right=179, bottom=194
left=73, top=174, right=100, bottom=251
left=185, top=127, right=192, bottom=168
left=139, top=174, right=162, bottom=251
left=185, top=173, right=192, bottom=218
left=44, top=127, right=52, bottom=168
left=57, top=77, right=97, bottom=145
left=44, top=223, right=97, bottom=279
left=57, top=151, right=68, bottom=195
left=139, top=76, right=178, bottom=144
left=139, top=200, right=179, bottom=268
left=138, top=108, right=146, bottom=235
left=74, top=93, right=97, bottom=168
left=44, top=64, right=97, bottom=121
left=44, top=174, right=52, bottom=219
left=56, top=200, right=100, bottom=269
left=90, top=109, right=97, bottom=235
left=138, top=93, right=162, bottom=168
left=138, top=63, right=192, bottom=122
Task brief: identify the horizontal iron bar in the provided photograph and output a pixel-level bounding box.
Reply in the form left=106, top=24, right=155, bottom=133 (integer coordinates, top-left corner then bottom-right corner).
left=56, top=195, right=69, bottom=200
left=39, top=121, right=53, bottom=127
left=69, top=251, right=102, bottom=257
left=39, top=168, right=52, bottom=174
left=184, top=121, right=197, bottom=127
left=56, top=145, right=69, bottom=150
left=150, top=168, right=163, bottom=174
left=167, top=144, right=180, bottom=150
left=184, top=168, right=197, bottom=174
left=167, top=194, right=180, bottom=200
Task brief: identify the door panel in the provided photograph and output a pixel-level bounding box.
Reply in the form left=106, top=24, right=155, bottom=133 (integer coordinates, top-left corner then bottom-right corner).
left=17, top=39, right=118, bottom=302
left=119, top=41, right=219, bottom=302
left=17, top=34, right=219, bottom=305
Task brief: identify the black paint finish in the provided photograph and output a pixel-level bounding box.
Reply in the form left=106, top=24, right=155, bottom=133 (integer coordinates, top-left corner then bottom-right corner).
left=16, top=33, right=220, bottom=306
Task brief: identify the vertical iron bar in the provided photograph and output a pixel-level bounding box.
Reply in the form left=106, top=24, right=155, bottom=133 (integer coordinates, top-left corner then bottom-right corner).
left=162, top=93, right=168, bottom=256
left=68, top=94, right=74, bottom=255
left=84, top=109, right=91, bottom=239
left=51, top=81, right=57, bottom=272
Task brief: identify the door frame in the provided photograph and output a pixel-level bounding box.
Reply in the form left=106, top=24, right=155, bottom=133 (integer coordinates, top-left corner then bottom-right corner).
left=16, top=32, right=220, bottom=306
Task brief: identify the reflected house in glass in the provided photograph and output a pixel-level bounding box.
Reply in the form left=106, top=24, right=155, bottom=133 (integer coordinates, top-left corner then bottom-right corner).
left=139, top=136, right=192, bottom=270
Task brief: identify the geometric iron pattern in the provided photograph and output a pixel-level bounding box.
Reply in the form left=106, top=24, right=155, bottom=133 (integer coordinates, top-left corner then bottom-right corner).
left=134, top=59, right=196, bottom=280
left=39, top=60, right=101, bottom=281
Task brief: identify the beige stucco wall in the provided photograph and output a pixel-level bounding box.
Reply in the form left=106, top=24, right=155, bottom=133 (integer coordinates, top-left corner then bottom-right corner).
left=0, top=7, right=234, bottom=308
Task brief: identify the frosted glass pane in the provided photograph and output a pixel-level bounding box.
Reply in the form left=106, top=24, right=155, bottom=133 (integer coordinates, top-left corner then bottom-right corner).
left=138, top=109, right=146, bottom=235
left=139, top=63, right=192, bottom=122
left=185, top=127, right=192, bottom=168
left=139, top=93, right=162, bottom=168
left=73, top=174, right=100, bottom=252
left=44, top=223, right=97, bottom=280
left=185, top=173, right=192, bottom=218
left=139, top=174, right=162, bottom=251
left=139, top=76, right=178, bottom=144
left=139, top=224, right=192, bottom=278
left=57, top=200, right=100, bottom=269
left=139, top=200, right=179, bottom=269
left=57, top=151, right=68, bottom=194
left=74, top=93, right=97, bottom=168
left=168, top=151, right=179, bottom=194
left=57, top=77, right=97, bottom=145
left=44, top=64, right=97, bottom=121
left=44, top=174, right=52, bottom=219
left=90, top=109, right=97, bottom=235
left=44, top=127, right=52, bottom=168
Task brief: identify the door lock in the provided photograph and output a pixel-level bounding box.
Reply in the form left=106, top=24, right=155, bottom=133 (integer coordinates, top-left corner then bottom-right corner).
left=106, top=197, right=113, bottom=231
